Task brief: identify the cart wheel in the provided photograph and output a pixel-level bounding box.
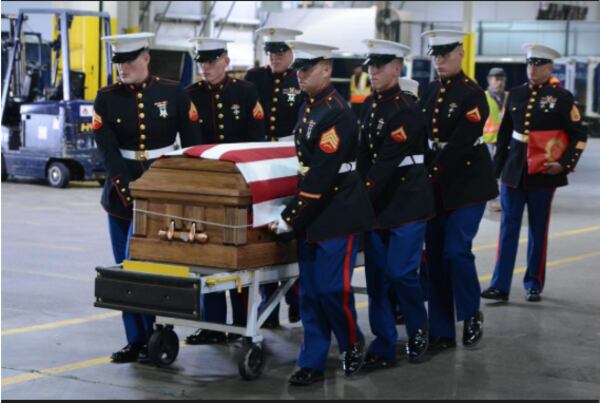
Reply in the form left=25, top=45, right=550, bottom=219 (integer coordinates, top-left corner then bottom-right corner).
left=148, top=325, right=179, bottom=367
left=238, top=342, right=266, bottom=380
left=47, top=161, right=70, bottom=188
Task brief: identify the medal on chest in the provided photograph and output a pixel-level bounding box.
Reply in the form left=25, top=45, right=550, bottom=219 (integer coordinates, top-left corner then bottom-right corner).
left=448, top=102, right=458, bottom=117
left=231, top=104, right=241, bottom=116
left=376, top=118, right=385, bottom=132
left=539, top=96, right=557, bottom=110
left=154, top=101, right=168, bottom=118
left=283, top=87, right=301, bottom=103
left=306, top=120, right=316, bottom=140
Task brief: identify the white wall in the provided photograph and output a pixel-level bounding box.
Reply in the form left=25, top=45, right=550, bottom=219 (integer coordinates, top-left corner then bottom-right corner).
left=263, top=7, right=377, bottom=53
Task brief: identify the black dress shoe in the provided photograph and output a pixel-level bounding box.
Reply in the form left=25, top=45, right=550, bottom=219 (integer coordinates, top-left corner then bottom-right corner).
left=481, top=287, right=509, bottom=301
left=394, top=312, right=405, bottom=325
left=342, top=338, right=365, bottom=376
left=288, top=304, right=300, bottom=324
left=289, top=367, right=325, bottom=386
left=137, top=344, right=150, bottom=363
left=185, top=329, right=227, bottom=345
left=463, top=311, right=484, bottom=348
left=526, top=289, right=542, bottom=302
left=427, top=336, right=456, bottom=355
left=111, top=343, right=141, bottom=363
left=406, top=327, right=429, bottom=363
left=362, top=352, right=396, bottom=370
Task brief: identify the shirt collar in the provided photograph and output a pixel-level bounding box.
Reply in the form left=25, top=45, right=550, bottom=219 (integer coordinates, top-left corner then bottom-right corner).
left=440, top=70, right=466, bottom=87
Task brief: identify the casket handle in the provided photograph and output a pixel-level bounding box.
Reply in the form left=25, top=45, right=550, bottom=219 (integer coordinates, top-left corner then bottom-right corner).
left=158, top=221, right=208, bottom=243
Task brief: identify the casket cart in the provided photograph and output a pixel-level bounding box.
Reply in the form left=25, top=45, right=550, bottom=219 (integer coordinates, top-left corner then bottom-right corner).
left=94, top=144, right=322, bottom=379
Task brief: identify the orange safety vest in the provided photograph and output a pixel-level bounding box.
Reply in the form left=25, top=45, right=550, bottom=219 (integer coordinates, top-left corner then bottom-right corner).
left=350, top=72, right=371, bottom=104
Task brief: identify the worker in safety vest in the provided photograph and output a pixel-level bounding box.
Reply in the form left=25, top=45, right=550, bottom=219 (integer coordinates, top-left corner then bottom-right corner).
left=483, top=67, right=508, bottom=211
left=350, top=64, right=371, bottom=119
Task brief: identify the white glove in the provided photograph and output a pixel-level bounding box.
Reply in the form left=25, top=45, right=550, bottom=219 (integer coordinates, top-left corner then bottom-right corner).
left=269, top=215, right=293, bottom=234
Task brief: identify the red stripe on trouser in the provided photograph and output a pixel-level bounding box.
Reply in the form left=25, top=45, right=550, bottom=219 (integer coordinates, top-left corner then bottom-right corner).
left=495, top=208, right=503, bottom=262
left=537, top=192, right=555, bottom=288
left=342, top=235, right=357, bottom=346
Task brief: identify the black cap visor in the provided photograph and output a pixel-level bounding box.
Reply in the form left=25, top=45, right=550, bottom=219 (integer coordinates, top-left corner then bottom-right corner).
left=527, top=57, right=552, bottom=66
left=194, top=49, right=227, bottom=63
left=264, top=42, right=290, bottom=54
left=428, top=42, right=461, bottom=57
left=112, top=47, right=146, bottom=63
left=291, top=57, right=324, bottom=71
left=363, top=54, right=401, bottom=67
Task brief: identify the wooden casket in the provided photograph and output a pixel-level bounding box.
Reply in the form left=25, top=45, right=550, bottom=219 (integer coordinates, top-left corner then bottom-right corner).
left=128, top=156, right=297, bottom=269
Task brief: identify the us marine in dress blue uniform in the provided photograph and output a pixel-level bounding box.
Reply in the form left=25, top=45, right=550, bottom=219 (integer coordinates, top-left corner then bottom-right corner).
left=419, top=30, right=498, bottom=352
left=184, top=38, right=267, bottom=345
left=481, top=44, right=587, bottom=303
left=357, top=39, right=434, bottom=369
left=244, top=27, right=303, bottom=328
left=270, top=41, right=376, bottom=386
left=93, top=33, right=202, bottom=363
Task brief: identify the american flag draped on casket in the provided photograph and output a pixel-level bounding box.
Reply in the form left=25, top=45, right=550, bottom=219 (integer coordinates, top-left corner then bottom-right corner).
left=173, top=142, right=300, bottom=228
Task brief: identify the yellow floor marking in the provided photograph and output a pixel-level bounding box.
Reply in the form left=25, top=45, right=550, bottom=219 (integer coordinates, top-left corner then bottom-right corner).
left=2, top=268, right=90, bottom=282
left=472, top=224, right=600, bottom=252
left=1, top=312, right=120, bottom=336
left=3, top=249, right=598, bottom=388
left=1, top=240, right=89, bottom=252
left=1, top=357, right=111, bottom=387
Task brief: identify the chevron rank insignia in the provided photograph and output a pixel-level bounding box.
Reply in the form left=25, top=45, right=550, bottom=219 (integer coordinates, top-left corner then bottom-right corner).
left=92, top=109, right=103, bottom=130
left=319, top=127, right=340, bottom=154
left=188, top=102, right=199, bottom=122
left=465, top=106, right=481, bottom=122
left=252, top=101, right=264, bottom=120
left=570, top=105, right=581, bottom=122
left=390, top=126, right=407, bottom=142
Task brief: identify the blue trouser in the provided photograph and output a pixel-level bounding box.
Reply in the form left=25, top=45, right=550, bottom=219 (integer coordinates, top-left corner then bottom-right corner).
left=425, top=203, right=486, bottom=339
left=107, top=215, right=155, bottom=345
left=490, top=184, right=555, bottom=293
left=202, top=289, right=247, bottom=326
left=260, top=281, right=300, bottom=323
left=297, top=234, right=363, bottom=372
left=365, top=223, right=428, bottom=360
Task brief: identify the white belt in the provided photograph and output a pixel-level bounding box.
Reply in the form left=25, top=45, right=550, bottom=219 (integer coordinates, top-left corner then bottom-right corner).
left=512, top=131, right=529, bottom=143
left=299, top=161, right=356, bottom=176
left=398, top=154, right=424, bottom=168
left=428, top=136, right=484, bottom=150
left=339, top=161, right=356, bottom=174
left=120, top=144, right=176, bottom=160
left=276, top=135, right=294, bottom=142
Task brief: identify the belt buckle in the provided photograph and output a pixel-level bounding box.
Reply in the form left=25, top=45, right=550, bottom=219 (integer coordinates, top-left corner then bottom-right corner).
left=299, top=166, right=310, bottom=176
left=135, top=150, right=149, bottom=161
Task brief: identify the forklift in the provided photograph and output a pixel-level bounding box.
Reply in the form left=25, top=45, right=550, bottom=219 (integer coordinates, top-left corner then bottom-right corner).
left=1, top=9, right=113, bottom=188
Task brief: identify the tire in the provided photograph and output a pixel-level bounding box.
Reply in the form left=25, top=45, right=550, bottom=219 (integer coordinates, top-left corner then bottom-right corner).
left=1, top=154, right=7, bottom=182
left=238, top=342, right=266, bottom=380
left=47, top=161, right=70, bottom=188
left=148, top=325, right=179, bottom=367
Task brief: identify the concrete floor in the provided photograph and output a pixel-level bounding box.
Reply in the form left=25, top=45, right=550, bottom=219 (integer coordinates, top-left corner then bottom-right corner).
left=2, top=139, right=600, bottom=399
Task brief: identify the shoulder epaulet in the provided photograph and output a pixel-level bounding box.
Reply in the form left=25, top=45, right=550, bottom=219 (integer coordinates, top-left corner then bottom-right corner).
left=98, top=82, right=121, bottom=93
left=463, top=76, right=484, bottom=92
left=154, top=76, right=180, bottom=86
left=184, top=81, right=201, bottom=92
left=326, top=91, right=347, bottom=110
left=232, top=78, right=254, bottom=88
